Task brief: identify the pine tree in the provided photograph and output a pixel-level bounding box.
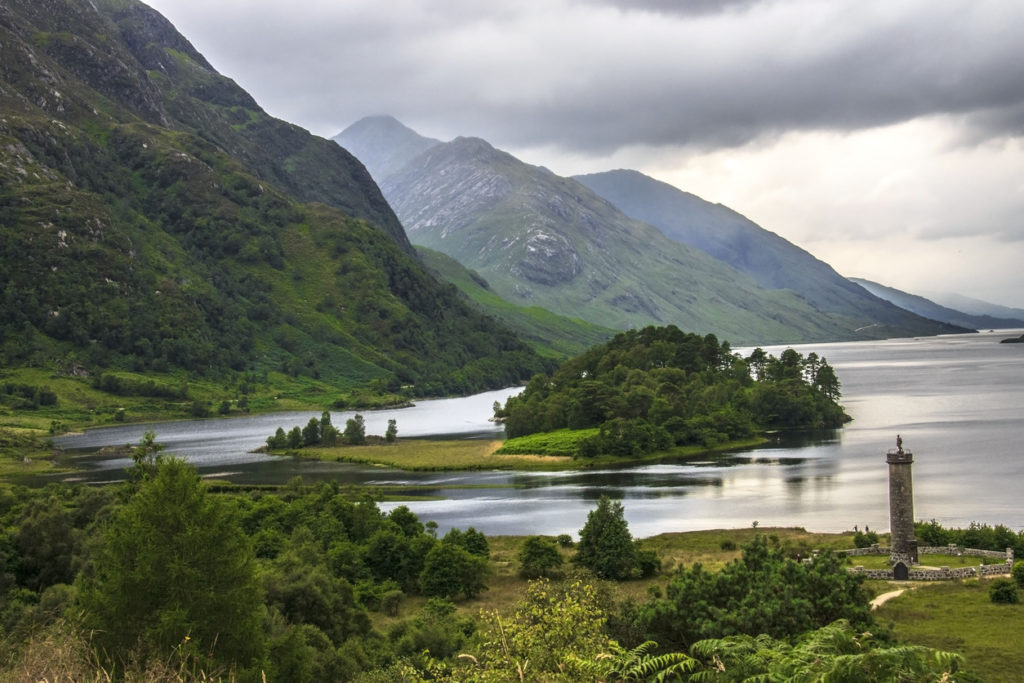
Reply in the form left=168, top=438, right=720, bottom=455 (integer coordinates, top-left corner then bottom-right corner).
left=574, top=496, right=639, bottom=580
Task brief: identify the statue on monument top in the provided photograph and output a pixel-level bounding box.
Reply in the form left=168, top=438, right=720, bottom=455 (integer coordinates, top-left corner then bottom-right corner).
left=896, top=434, right=903, bottom=453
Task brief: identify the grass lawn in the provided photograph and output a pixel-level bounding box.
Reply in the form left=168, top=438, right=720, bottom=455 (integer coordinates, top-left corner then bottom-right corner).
left=875, top=579, right=1024, bottom=682
left=300, top=439, right=574, bottom=471
left=845, top=553, right=988, bottom=570
left=290, top=435, right=769, bottom=472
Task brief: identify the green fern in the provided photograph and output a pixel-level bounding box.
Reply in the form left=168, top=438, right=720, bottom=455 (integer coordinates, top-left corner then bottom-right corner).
left=572, top=640, right=699, bottom=681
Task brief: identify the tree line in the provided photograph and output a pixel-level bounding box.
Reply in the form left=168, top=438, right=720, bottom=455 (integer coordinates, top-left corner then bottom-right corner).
left=264, top=412, right=398, bottom=450
left=497, top=325, right=846, bottom=457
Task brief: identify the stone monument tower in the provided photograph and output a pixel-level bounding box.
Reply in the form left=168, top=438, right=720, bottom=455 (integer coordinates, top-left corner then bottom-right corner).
left=887, top=434, right=918, bottom=566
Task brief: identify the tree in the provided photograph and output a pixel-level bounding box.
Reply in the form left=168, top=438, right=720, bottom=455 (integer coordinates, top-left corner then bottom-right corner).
left=453, top=527, right=489, bottom=558
left=814, top=360, right=842, bottom=401
left=518, top=535, right=564, bottom=579
left=385, top=418, right=398, bottom=443
left=344, top=414, right=366, bottom=445
left=302, top=417, right=321, bottom=446
left=419, top=542, right=489, bottom=600
left=267, top=426, right=287, bottom=450
left=574, top=496, right=639, bottom=580
left=321, top=411, right=339, bottom=446
left=129, top=429, right=164, bottom=481
left=79, top=457, right=264, bottom=671
left=463, top=578, right=611, bottom=680
left=632, top=534, right=872, bottom=650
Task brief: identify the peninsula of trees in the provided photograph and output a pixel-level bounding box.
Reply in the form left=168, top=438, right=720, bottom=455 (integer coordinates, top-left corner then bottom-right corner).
left=497, top=325, right=846, bottom=458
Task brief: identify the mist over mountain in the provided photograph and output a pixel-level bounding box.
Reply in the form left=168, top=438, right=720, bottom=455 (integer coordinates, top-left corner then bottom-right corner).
left=0, top=0, right=546, bottom=393
left=338, top=117, right=966, bottom=344
left=333, top=115, right=441, bottom=182
left=850, top=279, right=1024, bottom=330
left=573, top=169, right=954, bottom=334
left=924, top=292, right=1024, bottom=324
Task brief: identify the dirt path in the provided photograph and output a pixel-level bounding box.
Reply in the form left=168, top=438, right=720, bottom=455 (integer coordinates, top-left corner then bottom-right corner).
left=871, top=588, right=910, bottom=609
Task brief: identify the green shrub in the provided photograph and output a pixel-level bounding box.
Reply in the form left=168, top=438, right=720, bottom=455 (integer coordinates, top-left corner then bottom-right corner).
left=1013, top=560, right=1024, bottom=588
left=989, top=578, right=1019, bottom=604
left=518, top=536, right=564, bottom=579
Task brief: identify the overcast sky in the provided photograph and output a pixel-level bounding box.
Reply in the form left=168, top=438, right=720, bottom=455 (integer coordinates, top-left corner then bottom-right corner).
left=144, top=0, right=1024, bottom=309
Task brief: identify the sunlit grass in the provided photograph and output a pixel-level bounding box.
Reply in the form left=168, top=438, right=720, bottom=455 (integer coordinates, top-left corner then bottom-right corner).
left=300, top=439, right=573, bottom=471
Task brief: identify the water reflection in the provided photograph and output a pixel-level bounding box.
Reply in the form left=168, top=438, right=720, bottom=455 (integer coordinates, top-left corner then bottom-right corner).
left=34, top=330, right=1024, bottom=536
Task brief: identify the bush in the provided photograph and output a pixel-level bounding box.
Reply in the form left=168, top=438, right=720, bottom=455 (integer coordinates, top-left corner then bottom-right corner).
left=990, top=578, right=1019, bottom=604
left=1013, top=560, right=1024, bottom=588
left=853, top=529, right=880, bottom=548
left=518, top=536, right=564, bottom=579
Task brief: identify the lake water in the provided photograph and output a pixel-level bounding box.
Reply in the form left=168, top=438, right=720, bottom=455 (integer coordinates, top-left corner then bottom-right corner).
left=52, top=330, right=1024, bottom=538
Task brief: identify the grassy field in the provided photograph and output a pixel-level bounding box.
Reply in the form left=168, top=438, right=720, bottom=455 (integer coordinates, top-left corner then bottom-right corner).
left=288, top=435, right=768, bottom=472
left=845, top=553, right=989, bottom=570
left=299, top=439, right=574, bottom=471
left=875, top=579, right=1024, bottom=681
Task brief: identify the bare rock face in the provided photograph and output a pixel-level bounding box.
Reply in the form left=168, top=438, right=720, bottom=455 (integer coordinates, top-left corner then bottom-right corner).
left=510, top=230, right=582, bottom=286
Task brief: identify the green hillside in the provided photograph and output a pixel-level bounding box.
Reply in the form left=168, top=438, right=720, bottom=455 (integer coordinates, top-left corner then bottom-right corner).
left=417, top=247, right=614, bottom=358
left=0, top=0, right=546, bottom=419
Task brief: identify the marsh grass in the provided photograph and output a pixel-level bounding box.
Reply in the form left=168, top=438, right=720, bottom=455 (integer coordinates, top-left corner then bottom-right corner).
left=1, top=620, right=238, bottom=682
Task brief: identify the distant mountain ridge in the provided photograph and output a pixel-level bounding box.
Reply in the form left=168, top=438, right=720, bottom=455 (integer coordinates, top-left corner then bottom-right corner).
left=336, top=117, right=966, bottom=344
left=573, top=170, right=909, bottom=324
left=849, top=279, right=1024, bottom=330
left=924, top=292, right=1024, bottom=323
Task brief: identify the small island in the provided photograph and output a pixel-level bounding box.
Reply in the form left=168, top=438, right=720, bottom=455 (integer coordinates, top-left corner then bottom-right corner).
left=268, top=325, right=848, bottom=470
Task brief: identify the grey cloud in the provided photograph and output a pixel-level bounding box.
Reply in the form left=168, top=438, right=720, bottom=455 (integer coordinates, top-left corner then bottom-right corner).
left=584, top=0, right=772, bottom=17
left=147, top=0, right=1024, bottom=155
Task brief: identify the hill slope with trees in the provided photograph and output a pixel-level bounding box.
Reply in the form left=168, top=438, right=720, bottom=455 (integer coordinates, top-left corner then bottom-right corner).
left=0, top=0, right=547, bottom=403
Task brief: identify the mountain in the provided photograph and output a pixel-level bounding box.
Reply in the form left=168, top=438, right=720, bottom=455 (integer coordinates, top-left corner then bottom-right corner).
left=849, top=279, right=1024, bottom=330
left=573, top=169, right=958, bottom=335
left=340, top=117, right=965, bottom=344
left=0, top=0, right=546, bottom=396
left=924, top=292, right=1024, bottom=324
left=416, top=247, right=615, bottom=358
left=333, top=115, right=441, bottom=183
